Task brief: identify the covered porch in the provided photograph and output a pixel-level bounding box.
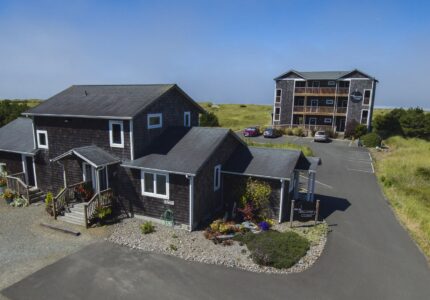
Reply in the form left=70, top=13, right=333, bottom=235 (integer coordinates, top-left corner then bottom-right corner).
left=50, top=145, right=120, bottom=227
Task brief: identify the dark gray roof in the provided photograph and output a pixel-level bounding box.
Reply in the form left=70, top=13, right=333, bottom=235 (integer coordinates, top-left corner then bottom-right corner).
left=222, top=146, right=309, bottom=180
left=51, top=145, right=120, bottom=167
left=0, top=117, right=35, bottom=155
left=274, top=69, right=376, bottom=81
left=24, top=84, right=203, bottom=119
left=122, top=127, right=236, bottom=175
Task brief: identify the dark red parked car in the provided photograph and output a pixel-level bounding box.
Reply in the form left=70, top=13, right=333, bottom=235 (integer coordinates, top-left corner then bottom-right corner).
left=243, top=127, right=260, bottom=137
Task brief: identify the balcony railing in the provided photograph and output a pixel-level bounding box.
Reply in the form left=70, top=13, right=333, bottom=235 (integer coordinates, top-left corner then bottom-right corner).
left=294, top=87, right=349, bottom=95
left=293, top=106, right=347, bottom=114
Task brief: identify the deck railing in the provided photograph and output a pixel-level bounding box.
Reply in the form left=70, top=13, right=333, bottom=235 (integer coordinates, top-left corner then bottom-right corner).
left=84, top=188, right=113, bottom=228
left=52, top=181, right=87, bottom=219
left=6, top=172, right=29, bottom=202
left=294, top=87, right=349, bottom=95
left=293, top=106, right=347, bottom=114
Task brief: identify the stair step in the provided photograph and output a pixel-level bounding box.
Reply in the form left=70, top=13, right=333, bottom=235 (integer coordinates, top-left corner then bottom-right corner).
left=58, top=216, right=85, bottom=226
left=64, top=212, right=85, bottom=220
left=68, top=209, right=85, bottom=216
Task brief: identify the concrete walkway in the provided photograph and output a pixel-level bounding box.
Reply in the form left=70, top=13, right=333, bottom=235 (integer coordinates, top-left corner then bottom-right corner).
left=2, top=138, right=430, bottom=299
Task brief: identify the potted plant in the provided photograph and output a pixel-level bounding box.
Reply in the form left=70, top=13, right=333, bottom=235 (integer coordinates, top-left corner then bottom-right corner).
left=0, top=177, right=7, bottom=195
left=3, top=188, right=15, bottom=205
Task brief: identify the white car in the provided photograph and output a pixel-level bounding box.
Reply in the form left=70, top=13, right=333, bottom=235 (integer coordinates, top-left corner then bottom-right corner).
left=314, top=131, right=329, bottom=142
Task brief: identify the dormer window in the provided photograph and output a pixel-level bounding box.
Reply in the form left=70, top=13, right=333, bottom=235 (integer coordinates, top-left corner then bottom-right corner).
left=109, top=120, right=124, bottom=148
left=36, top=130, right=48, bottom=149
left=148, top=113, right=162, bottom=129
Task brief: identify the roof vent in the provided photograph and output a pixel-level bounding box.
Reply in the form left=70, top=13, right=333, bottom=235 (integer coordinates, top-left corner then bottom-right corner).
left=84, top=90, right=88, bottom=96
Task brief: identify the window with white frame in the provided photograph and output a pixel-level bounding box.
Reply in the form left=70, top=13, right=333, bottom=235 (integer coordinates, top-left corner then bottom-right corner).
left=214, top=165, right=221, bottom=191
left=141, top=171, right=169, bottom=199
left=275, top=89, right=282, bottom=102
left=274, top=107, right=281, bottom=121
left=328, top=81, right=336, bottom=86
left=324, top=118, right=332, bottom=124
left=147, top=113, right=163, bottom=129
left=326, top=99, right=334, bottom=105
left=36, top=130, right=48, bottom=149
left=109, top=120, right=124, bottom=148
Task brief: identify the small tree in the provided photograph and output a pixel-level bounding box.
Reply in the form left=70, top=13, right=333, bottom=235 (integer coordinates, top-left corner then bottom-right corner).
left=239, top=178, right=272, bottom=220
left=344, top=119, right=359, bottom=138
left=200, top=112, right=220, bottom=127
left=355, top=124, right=368, bottom=138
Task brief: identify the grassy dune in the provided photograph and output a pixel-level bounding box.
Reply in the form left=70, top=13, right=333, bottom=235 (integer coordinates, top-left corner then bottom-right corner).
left=199, top=102, right=272, bottom=131
left=373, top=136, right=430, bottom=258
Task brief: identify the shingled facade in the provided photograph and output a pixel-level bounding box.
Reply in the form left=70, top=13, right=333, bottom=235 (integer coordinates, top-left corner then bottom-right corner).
left=272, top=69, right=378, bottom=132
left=0, top=84, right=319, bottom=230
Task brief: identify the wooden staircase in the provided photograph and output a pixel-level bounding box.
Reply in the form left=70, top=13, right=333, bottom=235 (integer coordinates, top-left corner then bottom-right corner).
left=58, top=203, right=86, bottom=226
left=28, top=187, right=45, bottom=203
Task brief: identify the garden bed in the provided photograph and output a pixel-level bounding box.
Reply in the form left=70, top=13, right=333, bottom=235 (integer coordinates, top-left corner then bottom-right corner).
left=108, top=218, right=328, bottom=274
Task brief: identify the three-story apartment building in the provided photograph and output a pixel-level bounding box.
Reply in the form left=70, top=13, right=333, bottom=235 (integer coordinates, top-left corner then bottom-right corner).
left=272, top=69, right=378, bottom=132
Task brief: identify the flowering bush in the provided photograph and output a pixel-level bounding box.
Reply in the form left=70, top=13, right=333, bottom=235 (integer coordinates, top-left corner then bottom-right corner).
left=0, top=177, right=7, bottom=187
left=74, top=183, right=94, bottom=201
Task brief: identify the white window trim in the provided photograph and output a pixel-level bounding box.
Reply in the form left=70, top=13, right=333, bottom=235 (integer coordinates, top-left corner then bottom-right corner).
left=361, top=109, right=369, bottom=125
left=274, top=107, right=281, bottom=121
left=363, top=89, right=372, bottom=105
left=328, top=81, right=336, bottom=86
left=36, top=130, right=48, bottom=149
left=326, top=99, right=334, bottom=105
left=109, top=120, right=124, bottom=148
left=147, top=113, right=163, bottom=129
left=184, top=111, right=191, bottom=127
left=275, top=89, right=282, bottom=102
left=214, top=165, right=221, bottom=191
left=141, top=170, right=170, bottom=200
left=324, top=118, right=332, bottom=124
left=309, top=117, right=317, bottom=125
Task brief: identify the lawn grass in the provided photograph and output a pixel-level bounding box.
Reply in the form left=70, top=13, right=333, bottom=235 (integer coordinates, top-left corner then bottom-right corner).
left=199, top=102, right=272, bottom=131
left=234, top=230, right=310, bottom=269
left=372, top=136, right=430, bottom=259
left=245, top=139, right=314, bottom=156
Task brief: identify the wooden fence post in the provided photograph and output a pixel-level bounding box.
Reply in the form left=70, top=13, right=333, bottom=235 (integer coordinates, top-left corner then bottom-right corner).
left=315, top=199, right=320, bottom=225
left=53, top=199, right=57, bottom=220
left=84, top=204, right=88, bottom=229
left=290, top=200, right=295, bottom=228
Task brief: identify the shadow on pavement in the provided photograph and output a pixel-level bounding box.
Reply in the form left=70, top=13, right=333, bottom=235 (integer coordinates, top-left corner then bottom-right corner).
left=315, top=193, right=351, bottom=219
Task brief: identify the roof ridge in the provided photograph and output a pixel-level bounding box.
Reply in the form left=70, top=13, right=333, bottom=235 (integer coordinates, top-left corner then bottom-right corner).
left=71, top=83, right=176, bottom=87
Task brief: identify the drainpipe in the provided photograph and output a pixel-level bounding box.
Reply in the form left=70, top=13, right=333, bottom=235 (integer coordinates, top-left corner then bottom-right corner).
left=186, top=174, right=194, bottom=232
left=278, top=179, right=285, bottom=223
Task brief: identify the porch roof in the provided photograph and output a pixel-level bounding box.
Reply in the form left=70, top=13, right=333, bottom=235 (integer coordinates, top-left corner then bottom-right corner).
left=51, top=145, right=121, bottom=168
left=0, top=117, right=36, bottom=155
left=222, top=146, right=311, bottom=180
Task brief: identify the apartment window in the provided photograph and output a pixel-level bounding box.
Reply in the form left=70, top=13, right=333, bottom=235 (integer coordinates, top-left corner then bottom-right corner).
left=214, top=165, right=221, bottom=191
left=326, top=99, right=334, bottom=105
left=141, top=171, right=169, bottom=200
left=363, top=89, right=371, bottom=105
left=361, top=110, right=369, bottom=125
left=309, top=117, right=317, bottom=125
left=275, top=89, right=282, bottom=103
left=295, top=81, right=306, bottom=87
left=328, top=81, right=336, bottom=86
left=148, top=113, right=163, bottom=129
left=36, top=130, right=48, bottom=149
left=184, top=111, right=191, bottom=127
left=109, top=120, right=124, bottom=148
left=324, top=118, right=332, bottom=124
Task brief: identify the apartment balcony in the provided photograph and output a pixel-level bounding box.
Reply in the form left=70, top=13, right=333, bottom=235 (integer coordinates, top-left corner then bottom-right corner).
left=293, top=106, right=347, bottom=115
left=294, top=87, right=349, bottom=96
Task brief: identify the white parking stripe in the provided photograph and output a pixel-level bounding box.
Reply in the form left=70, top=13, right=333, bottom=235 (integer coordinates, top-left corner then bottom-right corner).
left=347, top=168, right=374, bottom=174
left=299, top=175, right=333, bottom=189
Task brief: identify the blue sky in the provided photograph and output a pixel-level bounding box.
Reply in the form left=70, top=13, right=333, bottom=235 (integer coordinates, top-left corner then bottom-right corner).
left=0, top=0, right=429, bottom=108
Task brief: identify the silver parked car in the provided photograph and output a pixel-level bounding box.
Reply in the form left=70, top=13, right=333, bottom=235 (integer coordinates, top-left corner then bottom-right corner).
left=314, top=131, right=329, bottom=142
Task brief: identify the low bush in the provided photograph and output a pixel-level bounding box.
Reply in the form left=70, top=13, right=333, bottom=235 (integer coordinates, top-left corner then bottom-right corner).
left=284, top=128, right=294, bottom=136
left=325, top=128, right=338, bottom=139
left=140, top=221, right=155, bottom=234
left=95, top=205, right=112, bottom=224
left=235, top=230, right=310, bottom=269
left=10, top=197, right=27, bottom=207
left=416, top=167, right=430, bottom=181
left=200, top=112, right=220, bottom=127
left=360, top=132, right=382, bottom=147
left=292, top=127, right=304, bottom=137
left=355, top=124, right=368, bottom=138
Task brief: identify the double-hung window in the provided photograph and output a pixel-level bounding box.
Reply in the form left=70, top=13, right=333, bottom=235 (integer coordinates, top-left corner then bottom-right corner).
left=324, top=118, right=332, bottom=124
left=275, top=89, right=282, bottom=103
left=214, top=165, right=221, bottom=191
left=109, top=120, right=124, bottom=148
left=141, top=171, right=169, bottom=200
left=36, top=130, right=49, bottom=149
left=148, top=113, right=162, bottom=129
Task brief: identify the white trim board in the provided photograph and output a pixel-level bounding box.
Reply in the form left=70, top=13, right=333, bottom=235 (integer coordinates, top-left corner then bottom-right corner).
left=109, top=120, right=124, bottom=148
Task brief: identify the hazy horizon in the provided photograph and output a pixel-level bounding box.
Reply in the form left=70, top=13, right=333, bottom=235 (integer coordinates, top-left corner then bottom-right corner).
left=0, top=0, right=429, bottom=109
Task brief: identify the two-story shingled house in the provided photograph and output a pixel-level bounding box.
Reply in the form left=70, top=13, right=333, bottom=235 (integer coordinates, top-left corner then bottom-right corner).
left=0, top=84, right=319, bottom=230
left=272, top=69, right=378, bottom=132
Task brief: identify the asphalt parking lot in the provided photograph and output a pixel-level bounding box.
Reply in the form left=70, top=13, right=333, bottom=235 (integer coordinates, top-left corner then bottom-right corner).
left=2, top=136, right=430, bottom=300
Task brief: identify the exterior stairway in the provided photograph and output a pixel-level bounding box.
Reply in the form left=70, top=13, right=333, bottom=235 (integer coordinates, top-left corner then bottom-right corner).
left=57, top=202, right=87, bottom=226
left=28, top=187, right=45, bottom=203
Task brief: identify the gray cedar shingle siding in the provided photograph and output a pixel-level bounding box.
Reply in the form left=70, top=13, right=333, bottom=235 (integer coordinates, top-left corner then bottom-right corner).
left=0, top=151, right=24, bottom=175
left=347, top=79, right=374, bottom=125
left=275, top=80, right=294, bottom=125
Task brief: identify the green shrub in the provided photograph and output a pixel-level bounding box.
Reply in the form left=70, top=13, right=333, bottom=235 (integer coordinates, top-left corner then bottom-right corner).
left=235, top=230, right=310, bottom=269
left=240, top=104, right=247, bottom=108
left=140, top=221, right=155, bottom=234
left=95, top=205, right=112, bottom=221
left=355, top=124, right=368, bottom=138
left=325, top=128, right=338, bottom=139
left=416, top=167, right=430, bottom=181
left=345, top=119, right=359, bottom=138
left=361, top=132, right=382, bottom=147
left=238, top=178, right=272, bottom=220
left=284, top=127, right=294, bottom=136
left=200, top=112, right=220, bottom=127
left=292, top=127, right=304, bottom=137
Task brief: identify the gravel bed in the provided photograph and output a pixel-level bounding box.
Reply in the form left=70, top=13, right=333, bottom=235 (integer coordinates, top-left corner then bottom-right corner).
left=108, top=218, right=328, bottom=274
left=0, top=200, right=112, bottom=293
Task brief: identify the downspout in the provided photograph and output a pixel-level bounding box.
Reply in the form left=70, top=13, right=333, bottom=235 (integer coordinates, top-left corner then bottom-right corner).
left=278, top=179, right=285, bottom=223
left=187, top=174, right=194, bottom=231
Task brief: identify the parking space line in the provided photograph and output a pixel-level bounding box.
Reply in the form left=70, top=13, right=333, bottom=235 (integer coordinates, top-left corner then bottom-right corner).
left=300, top=175, right=333, bottom=189
left=347, top=168, right=374, bottom=174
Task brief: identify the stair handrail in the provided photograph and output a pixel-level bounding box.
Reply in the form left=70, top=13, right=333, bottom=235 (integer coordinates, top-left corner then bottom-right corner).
left=84, top=188, right=113, bottom=228
left=6, top=173, right=29, bottom=202
left=52, top=181, right=88, bottom=219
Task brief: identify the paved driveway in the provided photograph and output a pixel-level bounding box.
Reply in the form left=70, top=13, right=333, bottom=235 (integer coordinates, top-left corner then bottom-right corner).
left=3, top=138, right=430, bottom=300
